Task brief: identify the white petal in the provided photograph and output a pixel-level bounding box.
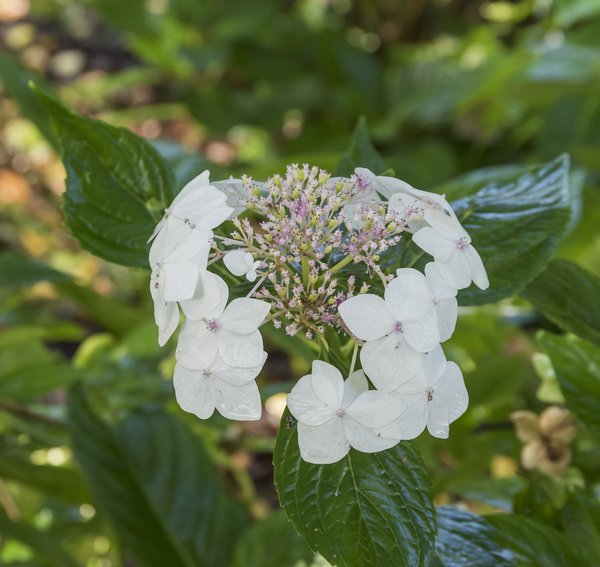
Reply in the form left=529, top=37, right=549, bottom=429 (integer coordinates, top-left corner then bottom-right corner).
left=341, top=370, right=369, bottom=409
left=214, top=379, right=261, bottom=421
left=424, top=361, right=468, bottom=439
left=224, top=250, right=251, bottom=277
left=176, top=320, right=219, bottom=370
left=385, top=269, right=431, bottom=321
left=376, top=392, right=428, bottom=440
left=343, top=417, right=401, bottom=453
left=402, top=308, right=440, bottom=352
left=151, top=279, right=179, bottom=346
left=220, top=298, right=270, bottom=334
left=209, top=352, right=266, bottom=385
left=287, top=374, right=336, bottom=426
left=217, top=328, right=264, bottom=367
left=423, top=209, right=467, bottom=241
left=425, top=262, right=457, bottom=299
left=173, top=364, right=216, bottom=419
left=346, top=390, right=406, bottom=429
left=435, top=298, right=458, bottom=343
left=412, top=227, right=456, bottom=261
left=162, top=261, right=200, bottom=302
left=421, top=346, right=448, bottom=385
left=166, top=228, right=212, bottom=265
left=311, top=361, right=344, bottom=408
left=171, top=170, right=211, bottom=208
left=434, top=361, right=468, bottom=424
left=179, top=271, right=228, bottom=320
left=426, top=399, right=451, bottom=439
left=246, top=269, right=258, bottom=282
left=360, top=334, right=422, bottom=391
left=297, top=419, right=350, bottom=464
left=435, top=251, right=472, bottom=290
left=465, top=246, right=489, bottom=290
left=338, top=294, right=395, bottom=341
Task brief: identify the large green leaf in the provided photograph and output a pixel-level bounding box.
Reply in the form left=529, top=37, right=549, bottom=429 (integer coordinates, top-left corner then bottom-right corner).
left=273, top=411, right=436, bottom=567
left=34, top=87, right=176, bottom=267
left=538, top=332, right=600, bottom=433
left=521, top=259, right=600, bottom=346
left=452, top=155, right=573, bottom=304
left=335, top=117, right=388, bottom=176
left=431, top=507, right=515, bottom=566
left=486, top=514, right=586, bottom=567
left=231, top=510, right=314, bottom=567
left=68, top=385, right=248, bottom=567
left=561, top=490, right=600, bottom=563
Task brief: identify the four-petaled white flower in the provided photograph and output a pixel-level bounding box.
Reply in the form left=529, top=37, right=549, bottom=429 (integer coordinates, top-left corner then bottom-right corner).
left=338, top=268, right=439, bottom=390
left=413, top=209, right=489, bottom=290
left=376, top=346, right=468, bottom=440
left=149, top=225, right=211, bottom=346
left=224, top=250, right=261, bottom=282
left=174, top=353, right=266, bottom=421
left=287, top=361, right=406, bottom=464
left=149, top=170, right=233, bottom=242
left=424, top=262, right=458, bottom=343
left=176, top=275, right=270, bottom=370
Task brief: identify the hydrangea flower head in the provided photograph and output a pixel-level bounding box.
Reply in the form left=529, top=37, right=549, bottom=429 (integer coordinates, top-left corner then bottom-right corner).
left=148, top=165, right=488, bottom=464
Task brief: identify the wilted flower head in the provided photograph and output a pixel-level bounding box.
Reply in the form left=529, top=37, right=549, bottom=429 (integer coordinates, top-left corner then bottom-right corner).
left=511, top=406, right=577, bottom=477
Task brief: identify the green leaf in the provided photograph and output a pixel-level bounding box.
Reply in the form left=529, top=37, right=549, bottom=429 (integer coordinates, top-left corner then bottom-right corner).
left=432, top=507, right=515, bottom=566
left=538, top=332, right=600, bottom=433
left=0, top=253, right=71, bottom=288
left=521, top=259, right=600, bottom=346
left=68, top=385, right=248, bottom=567
left=273, top=411, right=436, bottom=567
left=231, top=510, right=314, bottom=567
left=34, top=86, right=176, bottom=267
left=0, top=510, right=78, bottom=567
left=561, top=490, right=600, bottom=563
left=452, top=155, right=573, bottom=305
left=486, top=513, right=585, bottom=567
left=335, top=117, right=388, bottom=176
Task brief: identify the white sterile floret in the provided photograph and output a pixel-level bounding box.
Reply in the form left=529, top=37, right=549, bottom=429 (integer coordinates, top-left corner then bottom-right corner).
left=173, top=353, right=266, bottom=421
left=149, top=224, right=212, bottom=346
left=224, top=250, right=261, bottom=282
left=212, top=178, right=265, bottom=218
left=287, top=361, right=405, bottom=464
left=355, top=167, right=458, bottom=232
left=424, top=262, right=458, bottom=343
left=412, top=209, right=489, bottom=290
left=338, top=268, right=440, bottom=390
left=176, top=275, right=270, bottom=370
left=149, top=170, right=233, bottom=243
left=376, top=346, right=468, bottom=440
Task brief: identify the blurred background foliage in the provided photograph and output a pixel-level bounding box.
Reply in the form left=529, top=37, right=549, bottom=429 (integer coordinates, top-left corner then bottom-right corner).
left=1, top=0, right=600, bottom=566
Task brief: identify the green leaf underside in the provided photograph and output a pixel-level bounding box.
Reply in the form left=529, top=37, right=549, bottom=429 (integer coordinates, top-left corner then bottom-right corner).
left=68, top=385, right=247, bottom=567
left=522, top=258, right=600, bottom=346
left=433, top=507, right=515, bottom=566
left=35, top=87, right=175, bottom=267
left=274, top=411, right=436, bottom=567
left=453, top=154, right=573, bottom=305
left=538, top=332, right=600, bottom=433
left=486, top=513, right=585, bottom=567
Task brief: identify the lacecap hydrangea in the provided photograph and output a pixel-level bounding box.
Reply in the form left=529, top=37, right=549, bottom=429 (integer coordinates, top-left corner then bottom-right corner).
left=148, top=165, right=488, bottom=464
